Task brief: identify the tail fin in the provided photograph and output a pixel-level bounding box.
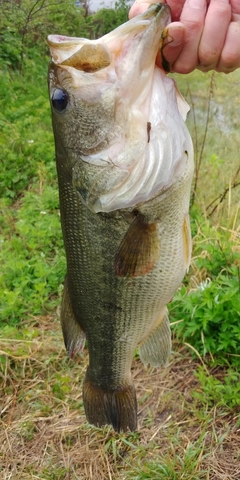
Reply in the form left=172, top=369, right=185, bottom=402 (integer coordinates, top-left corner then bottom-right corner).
left=83, top=370, right=137, bottom=432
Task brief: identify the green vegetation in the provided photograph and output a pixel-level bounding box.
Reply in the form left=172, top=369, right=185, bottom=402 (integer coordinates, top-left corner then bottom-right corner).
left=169, top=216, right=240, bottom=366
left=0, top=1, right=239, bottom=478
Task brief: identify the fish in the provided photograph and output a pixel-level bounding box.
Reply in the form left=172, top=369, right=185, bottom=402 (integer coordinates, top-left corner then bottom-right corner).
left=48, top=3, right=194, bottom=432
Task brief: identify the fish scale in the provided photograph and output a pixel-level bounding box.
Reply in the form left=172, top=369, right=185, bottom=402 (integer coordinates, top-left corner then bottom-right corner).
left=48, top=3, right=194, bottom=431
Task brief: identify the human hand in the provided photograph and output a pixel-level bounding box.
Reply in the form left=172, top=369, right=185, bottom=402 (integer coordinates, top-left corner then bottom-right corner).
left=129, top=0, right=240, bottom=73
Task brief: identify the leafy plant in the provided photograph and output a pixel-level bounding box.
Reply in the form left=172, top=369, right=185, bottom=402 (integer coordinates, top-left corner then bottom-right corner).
left=0, top=0, right=130, bottom=71
left=194, top=366, right=240, bottom=411
left=0, top=0, right=91, bottom=71
left=170, top=218, right=240, bottom=367
left=91, top=0, right=129, bottom=38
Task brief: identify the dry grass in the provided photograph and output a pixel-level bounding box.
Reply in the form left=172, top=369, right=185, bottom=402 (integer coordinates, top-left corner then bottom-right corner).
left=0, top=315, right=239, bottom=480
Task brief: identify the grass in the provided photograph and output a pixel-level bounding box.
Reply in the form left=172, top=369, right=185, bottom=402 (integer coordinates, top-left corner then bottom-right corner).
left=0, top=184, right=65, bottom=325
left=1, top=318, right=239, bottom=479
left=175, top=70, right=240, bottom=225
left=0, top=44, right=240, bottom=479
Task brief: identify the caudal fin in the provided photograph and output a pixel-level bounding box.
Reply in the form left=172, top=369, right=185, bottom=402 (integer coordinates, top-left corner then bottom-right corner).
left=83, top=371, right=137, bottom=432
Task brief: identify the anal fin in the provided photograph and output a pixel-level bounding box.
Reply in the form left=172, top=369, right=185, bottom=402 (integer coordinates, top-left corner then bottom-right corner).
left=83, top=370, right=137, bottom=432
left=138, top=309, right=171, bottom=367
left=61, top=278, right=86, bottom=358
left=114, top=214, right=160, bottom=277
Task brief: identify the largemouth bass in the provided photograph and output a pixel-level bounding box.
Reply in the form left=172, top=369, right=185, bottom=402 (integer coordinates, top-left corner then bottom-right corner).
left=48, top=3, right=194, bottom=432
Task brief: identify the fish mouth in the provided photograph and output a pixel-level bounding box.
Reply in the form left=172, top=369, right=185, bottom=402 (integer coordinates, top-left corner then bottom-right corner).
left=48, top=3, right=171, bottom=72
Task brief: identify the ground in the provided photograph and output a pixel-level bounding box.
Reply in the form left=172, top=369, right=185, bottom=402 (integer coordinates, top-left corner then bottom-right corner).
left=1, top=315, right=239, bottom=480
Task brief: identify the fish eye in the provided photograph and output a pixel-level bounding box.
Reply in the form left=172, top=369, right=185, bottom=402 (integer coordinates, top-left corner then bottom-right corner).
left=52, top=88, right=69, bottom=112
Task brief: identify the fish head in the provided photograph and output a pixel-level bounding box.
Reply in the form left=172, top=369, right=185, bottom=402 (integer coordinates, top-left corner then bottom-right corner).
left=48, top=4, right=193, bottom=213
left=48, top=4, right=171, bottom=159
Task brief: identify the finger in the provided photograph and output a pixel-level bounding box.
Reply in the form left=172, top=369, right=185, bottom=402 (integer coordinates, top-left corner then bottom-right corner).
left=231, top=0, right=240, bottom=18
left=171, top=0, right=207, bottom=74
left=217, top=20, right=240, bottom=72
left=129, top=1, right=161, bottom=19
left=155, top=22, right=185, bottom=69
left=198, top=0, right=231, bottom=70
left=165, top=1, right=186, bottom=21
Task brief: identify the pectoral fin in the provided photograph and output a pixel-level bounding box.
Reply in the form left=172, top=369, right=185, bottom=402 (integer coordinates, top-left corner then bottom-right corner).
left=114, top=215, right=160, bottom=277
left=138, top=309, right=171, bottom=367
left=61, top=278, right=86, bottom=358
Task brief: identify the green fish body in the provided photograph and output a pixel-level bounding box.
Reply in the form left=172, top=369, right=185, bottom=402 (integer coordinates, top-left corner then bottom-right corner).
left=48, top=4, right=194, bottom=432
